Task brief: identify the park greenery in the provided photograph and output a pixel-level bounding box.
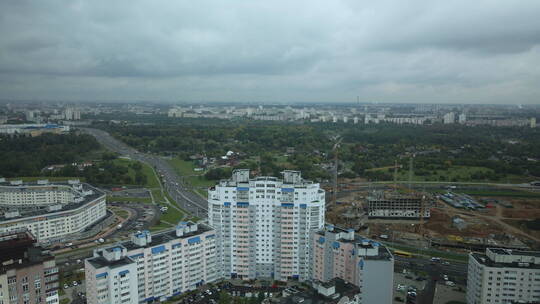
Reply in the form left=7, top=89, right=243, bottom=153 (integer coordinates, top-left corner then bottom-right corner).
left=94, top=118, right=540, bottom=183
left=0, top=133, right=153, bottom=187
left=0, top=132, right=100, bottom=177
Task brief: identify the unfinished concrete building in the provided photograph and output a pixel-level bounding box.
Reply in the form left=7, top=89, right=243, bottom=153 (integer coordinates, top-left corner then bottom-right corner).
left=367, top=192, right=430, bottom=219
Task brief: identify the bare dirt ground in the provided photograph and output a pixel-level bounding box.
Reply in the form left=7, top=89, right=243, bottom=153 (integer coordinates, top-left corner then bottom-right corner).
left=328, top=187, right=540, bottom=247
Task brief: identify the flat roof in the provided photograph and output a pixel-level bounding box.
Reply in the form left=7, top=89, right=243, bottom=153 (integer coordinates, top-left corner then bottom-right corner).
left=0, top=182, right=105, bottom=221
left=86, top=255, right=133, bottom=270
left=122, top=223, right=213, bottom=251
left=315, top=227, right=393, bottom=261
left=488, top=248, right=540, bottom=258
left=471, top=252, right=540, bottom=270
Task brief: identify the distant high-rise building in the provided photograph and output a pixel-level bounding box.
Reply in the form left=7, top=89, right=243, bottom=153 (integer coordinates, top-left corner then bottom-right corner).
left=63, top=107, right=81, bottom=120
left=208, top=169, right=325, bottom=281
left=443, top=112, right=455, bottom=124
left=25, top=110, right=36, bottom=122
left=531, top=117, right=536, bottom=128
left=0, top=230, right=59, bottom=304
left=311, top=225, right=394, bottom=304
left=467, top=248, right=540, bottom=304
left=353, top=117, right=358, bottom=124
left=458, top=113, right=467, bottom=124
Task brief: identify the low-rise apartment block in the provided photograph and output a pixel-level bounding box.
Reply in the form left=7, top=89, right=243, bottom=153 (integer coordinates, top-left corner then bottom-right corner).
left=85, top=222, right=219, bottom=304
left=467, top=248, right=540, bottom=304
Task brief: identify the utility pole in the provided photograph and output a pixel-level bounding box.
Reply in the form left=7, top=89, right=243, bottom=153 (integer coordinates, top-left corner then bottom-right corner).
left=331, top=136, right=342, bottom=208
left=393, top=160, right=398, bottom=191
left=408, top=154, right=414, bottom=190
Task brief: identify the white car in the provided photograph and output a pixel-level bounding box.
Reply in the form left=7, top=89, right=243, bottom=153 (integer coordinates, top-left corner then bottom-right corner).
left=72, top=281, right=78, bottom=286
left=443, top=274, right=449, bottom=281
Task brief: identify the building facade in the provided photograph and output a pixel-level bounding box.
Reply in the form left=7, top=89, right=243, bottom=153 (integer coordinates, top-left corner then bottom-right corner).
left=207, top=170, right=325, bottom=281
left=311, top=225, right=394, bottom=304
left=85, top=222, right=219, bottom=304
left=0, top=230, right=59, bottom=304
left=0, top=180, right=107, bottom=243
left=467, top=248, right=540, bottom=304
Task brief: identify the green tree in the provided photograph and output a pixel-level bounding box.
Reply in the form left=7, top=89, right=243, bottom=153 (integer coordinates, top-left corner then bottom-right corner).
left=218, top=291, right=232, bottom=304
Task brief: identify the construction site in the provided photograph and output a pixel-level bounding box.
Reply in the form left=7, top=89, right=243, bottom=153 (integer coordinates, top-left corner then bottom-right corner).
left=324, top=179, right=540, bottom=254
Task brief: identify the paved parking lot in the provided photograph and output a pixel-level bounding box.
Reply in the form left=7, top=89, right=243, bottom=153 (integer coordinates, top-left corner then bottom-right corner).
left=433, top=282, right=466, bottom=304
left=393, top=272, right=427, bottom=303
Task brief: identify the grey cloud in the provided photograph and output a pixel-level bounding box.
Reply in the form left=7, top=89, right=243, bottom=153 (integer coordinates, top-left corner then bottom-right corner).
left=0, top=0, right=539, bottom=103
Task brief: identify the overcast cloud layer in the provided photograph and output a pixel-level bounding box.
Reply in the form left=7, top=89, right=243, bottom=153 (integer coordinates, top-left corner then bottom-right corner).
left=1, top=0, right=540, bottom=104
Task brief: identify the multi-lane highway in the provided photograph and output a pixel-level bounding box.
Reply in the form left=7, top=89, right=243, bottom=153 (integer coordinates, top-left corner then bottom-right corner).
left=81, top=128, right=209, bottom=218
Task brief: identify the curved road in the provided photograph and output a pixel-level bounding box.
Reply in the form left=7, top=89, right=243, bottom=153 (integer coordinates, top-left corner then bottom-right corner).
left=81, top=128, right=208, bottom=218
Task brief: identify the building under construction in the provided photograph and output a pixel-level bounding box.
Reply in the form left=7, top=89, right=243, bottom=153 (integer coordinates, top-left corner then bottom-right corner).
left=367, top=191, right=430, bottom=219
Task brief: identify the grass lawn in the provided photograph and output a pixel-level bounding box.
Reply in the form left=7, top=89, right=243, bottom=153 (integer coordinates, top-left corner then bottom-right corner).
left=385, top=243, right=469, bottom=262
left=394, top=165, right=531, bottom=183
left=168, top=158, right=203, bottom=176
left=396, top=165, right=494, bottom=182
left=461, top=190, right=540, bottom=198
left=151, top=189, right=166, bottom=204
left=113, top=158, right=160, bottom=188
left=158, top=203, right=184, bottom=224
left=149, top=222, right=174, bottom=232
left=60, top=298, right=70, bottom=304
left=112, top=208, right=129, bottom=219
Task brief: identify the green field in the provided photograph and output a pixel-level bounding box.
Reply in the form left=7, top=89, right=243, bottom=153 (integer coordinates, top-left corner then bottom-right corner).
left=460, top=190, right=540, bottom=198
left=168, top=158, right=203, bottom=176
left=113, top=158, right=160, bottom=188
left=393, top=165, right=530, bottom=183
left=158, top=205, right=184, bottom=225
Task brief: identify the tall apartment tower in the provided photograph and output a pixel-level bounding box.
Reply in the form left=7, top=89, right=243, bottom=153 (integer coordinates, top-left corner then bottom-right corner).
left=311, top=225, right=394, bottom=304
left=208, top=169, right=325, bottom=281
left=443, top=112, right=455, bottom=124
left=0, top=230, right=59, bottom=304
left=467, top=248, right=540, bottom=304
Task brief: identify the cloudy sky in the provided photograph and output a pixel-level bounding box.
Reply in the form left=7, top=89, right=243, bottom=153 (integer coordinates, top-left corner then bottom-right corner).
left=1, top=1, right=539, bottom=104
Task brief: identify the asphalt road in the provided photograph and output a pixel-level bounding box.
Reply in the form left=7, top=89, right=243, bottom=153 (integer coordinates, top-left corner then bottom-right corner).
left=80, top=128, right=209, bottom=218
